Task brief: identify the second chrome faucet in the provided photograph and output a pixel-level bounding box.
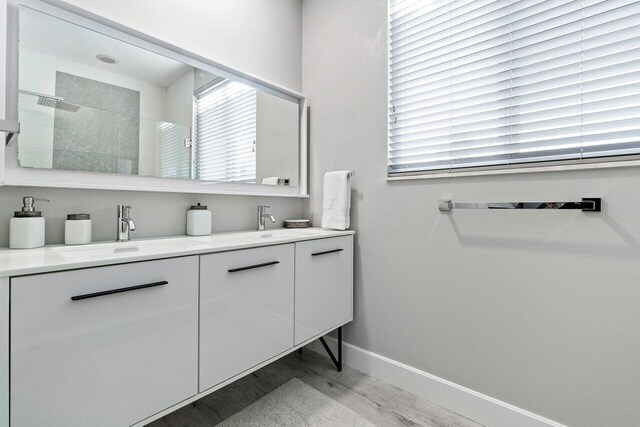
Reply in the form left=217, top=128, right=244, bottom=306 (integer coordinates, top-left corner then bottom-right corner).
left=257, top=205, right=276, bottom=231
left=117, top=205, right=136, bottom=242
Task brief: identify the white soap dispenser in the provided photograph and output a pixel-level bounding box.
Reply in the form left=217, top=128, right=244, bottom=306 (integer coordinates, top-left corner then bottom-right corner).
left=10, top=196, right=49, bottom=249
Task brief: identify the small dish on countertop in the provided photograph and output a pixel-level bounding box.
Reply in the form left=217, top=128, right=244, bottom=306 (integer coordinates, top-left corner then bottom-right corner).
left=284, top=219, right=310, bottom=228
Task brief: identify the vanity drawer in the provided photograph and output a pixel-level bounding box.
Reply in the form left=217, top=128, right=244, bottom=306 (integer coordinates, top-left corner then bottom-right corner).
left=295, top=236, right=353, bottom=345
left=10, top=257, right=199, bottom=427
left=199, top=244, right=294, bottom=392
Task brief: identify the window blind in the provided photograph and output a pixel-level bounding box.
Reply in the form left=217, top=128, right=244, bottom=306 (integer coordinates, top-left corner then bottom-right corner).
left=194, top=79, right=257, bottom=183
left=388, top=0, right=640, bottom=175
left=156, top=121, right=191, bottom=179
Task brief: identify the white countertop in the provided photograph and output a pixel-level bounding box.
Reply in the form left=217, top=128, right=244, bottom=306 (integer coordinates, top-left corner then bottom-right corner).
left=0, top=228, right=355, bottom=277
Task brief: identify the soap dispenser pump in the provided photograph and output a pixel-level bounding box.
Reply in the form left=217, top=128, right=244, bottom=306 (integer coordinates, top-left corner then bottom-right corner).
left=10, top=196, right=49, bottom=249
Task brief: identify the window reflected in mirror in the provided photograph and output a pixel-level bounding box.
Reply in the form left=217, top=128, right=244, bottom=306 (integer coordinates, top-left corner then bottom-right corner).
left=194, top=78, right=257, bottom=183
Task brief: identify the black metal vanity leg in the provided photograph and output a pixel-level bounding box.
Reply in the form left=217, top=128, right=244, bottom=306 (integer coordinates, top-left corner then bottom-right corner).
left=337, top=326, right=343, bottom=372
left=319, top=326, right=343, bottom=372
left=298, top=348, right=303, bottom=354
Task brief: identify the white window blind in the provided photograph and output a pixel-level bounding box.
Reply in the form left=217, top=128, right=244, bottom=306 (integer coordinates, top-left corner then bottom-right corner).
left=194, top=79, right=257, bottom=183
left=388, top=0, right=640, bottom=175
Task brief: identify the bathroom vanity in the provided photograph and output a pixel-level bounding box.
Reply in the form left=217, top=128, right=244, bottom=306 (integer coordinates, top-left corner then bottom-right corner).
left=0, top=1, right=335, bottom=424
left=0, top=228, right=354, bottom=426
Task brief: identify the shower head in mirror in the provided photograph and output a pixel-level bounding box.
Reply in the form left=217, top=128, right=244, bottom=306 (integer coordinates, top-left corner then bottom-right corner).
left=19, top=90, right=81, bottom=112
left=37, top=97, right=81, bottom=112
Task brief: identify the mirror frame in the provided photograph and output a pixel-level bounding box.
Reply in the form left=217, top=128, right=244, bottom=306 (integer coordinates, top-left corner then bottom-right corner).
left=2, top=0, right=308, bottom=198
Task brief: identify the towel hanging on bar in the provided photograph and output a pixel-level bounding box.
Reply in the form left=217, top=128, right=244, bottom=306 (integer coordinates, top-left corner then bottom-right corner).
left=321, top=171, right=354, bottom=230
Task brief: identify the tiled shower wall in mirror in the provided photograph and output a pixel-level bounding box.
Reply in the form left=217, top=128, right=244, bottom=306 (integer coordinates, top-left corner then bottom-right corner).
left=52, top=72, right=141, bottom=174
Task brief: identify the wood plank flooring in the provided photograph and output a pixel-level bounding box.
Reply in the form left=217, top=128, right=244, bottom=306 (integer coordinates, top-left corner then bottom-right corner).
left=149, top=349, right=483, bottom=427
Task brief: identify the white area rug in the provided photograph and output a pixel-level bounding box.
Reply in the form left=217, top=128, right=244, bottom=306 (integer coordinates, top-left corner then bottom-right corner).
left=217, top=378, right=374, bottom=426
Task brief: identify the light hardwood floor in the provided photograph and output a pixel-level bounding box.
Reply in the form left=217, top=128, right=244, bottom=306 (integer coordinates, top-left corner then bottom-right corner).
left=149, top=349, right=483, bottom=427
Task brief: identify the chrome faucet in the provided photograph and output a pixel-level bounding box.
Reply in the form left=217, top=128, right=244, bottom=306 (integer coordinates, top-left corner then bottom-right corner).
left=116, top=205, right=136, bottom=242
left=257, top=205, right=276, bottom=231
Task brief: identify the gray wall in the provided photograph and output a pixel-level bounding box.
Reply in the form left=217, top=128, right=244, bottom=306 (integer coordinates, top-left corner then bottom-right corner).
left=256, top=92, right=299, bottom=186
left=0, top=0, right=304, bottom=246
left=302, top=1, right=640, bottom=426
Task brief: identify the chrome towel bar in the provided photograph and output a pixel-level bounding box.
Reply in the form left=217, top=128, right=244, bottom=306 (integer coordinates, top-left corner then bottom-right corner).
left=438, top=198, right=601, bottom=212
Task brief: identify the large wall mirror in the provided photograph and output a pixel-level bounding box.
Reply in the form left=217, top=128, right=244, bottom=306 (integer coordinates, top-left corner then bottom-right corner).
left=8, top=1, right=304, bottom=194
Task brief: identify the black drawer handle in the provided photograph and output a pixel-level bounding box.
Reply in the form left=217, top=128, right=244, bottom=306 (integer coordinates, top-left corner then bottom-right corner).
left=71, top=281, right=168, bottom=301
left=311, top=249, right=344, bottom=257
left=228, top=261, right=280, bottom=273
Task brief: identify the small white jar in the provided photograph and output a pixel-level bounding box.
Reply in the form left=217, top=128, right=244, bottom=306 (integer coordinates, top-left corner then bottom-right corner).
left=65, top=214, right=92, bottom=245
left=187, top=203, right=211, bottom=236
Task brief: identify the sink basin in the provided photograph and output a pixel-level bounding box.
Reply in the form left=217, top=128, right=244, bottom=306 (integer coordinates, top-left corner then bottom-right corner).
left=191, top=228, right=331, bottom=244
left=261, top=228, right=327, bottom=237
left=51, top=237, right=210, bottom=260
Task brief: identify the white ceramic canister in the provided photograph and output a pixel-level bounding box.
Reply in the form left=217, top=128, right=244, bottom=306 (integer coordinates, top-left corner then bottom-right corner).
left=65, top=214, right=92, bottom=245
left=187, top=203, right=212, bottom=236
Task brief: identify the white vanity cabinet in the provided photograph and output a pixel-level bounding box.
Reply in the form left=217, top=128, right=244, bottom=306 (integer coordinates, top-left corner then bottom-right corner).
left=10, top=257, right=199, bottom=427
left=199, top=244, right=295, bottom=392
left=1, top=229, right=354, bottom=426
left=294, top=236, right=353, bottom=345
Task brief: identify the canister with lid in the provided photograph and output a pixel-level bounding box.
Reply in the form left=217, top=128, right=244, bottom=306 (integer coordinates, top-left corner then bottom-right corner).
left=187, top=203, right=212, bottom=236
left=65, top=214, right=92, bottom=245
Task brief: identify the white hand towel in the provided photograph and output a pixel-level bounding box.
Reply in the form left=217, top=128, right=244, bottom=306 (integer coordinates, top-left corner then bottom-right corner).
left=261, top=177, right=281, bottom=185
left=321, top=171, right=351, bottom=230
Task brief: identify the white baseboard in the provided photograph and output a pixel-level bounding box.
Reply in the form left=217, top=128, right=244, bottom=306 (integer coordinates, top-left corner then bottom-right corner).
left=306, top=337, right=566, bottom=427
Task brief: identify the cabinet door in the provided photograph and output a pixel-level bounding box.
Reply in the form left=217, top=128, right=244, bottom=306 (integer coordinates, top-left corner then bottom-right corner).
left=295, top=236, right=353, bottom=345
left=11, top=257, right=199, bottom=427
left=199, top=244, right=294, bottom=392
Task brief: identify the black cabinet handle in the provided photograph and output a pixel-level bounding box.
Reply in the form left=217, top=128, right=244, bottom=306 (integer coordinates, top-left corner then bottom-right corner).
left=228, top=261, right=280, bottom=273
left=311, top=248, right=344, bottom=257
left=71, top=281, right=168, bottom=301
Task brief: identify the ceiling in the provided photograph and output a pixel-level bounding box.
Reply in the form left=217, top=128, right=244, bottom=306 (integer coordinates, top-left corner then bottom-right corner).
left=19, top=6, right=194, bottom=87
